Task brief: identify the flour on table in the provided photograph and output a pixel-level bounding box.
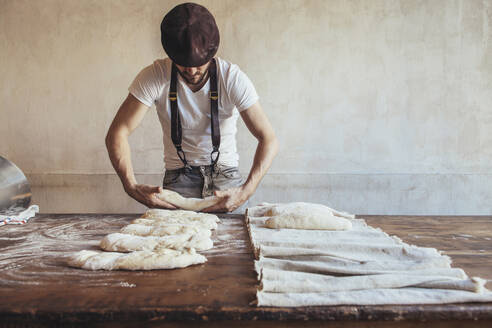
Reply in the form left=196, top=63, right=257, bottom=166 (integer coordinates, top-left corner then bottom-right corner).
left=68, top=248, right=206, bottom=271
left=255, top=202, right=353, bottom=230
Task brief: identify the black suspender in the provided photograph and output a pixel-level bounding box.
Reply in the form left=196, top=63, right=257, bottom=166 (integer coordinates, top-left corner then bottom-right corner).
left=169, top=58, right=220, bottom=169
left=209, top=59, right=220, bottom=166
left=169, top=64, right=185, bottom=165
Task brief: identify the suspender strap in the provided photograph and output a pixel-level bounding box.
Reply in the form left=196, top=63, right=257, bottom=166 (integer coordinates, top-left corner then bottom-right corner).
left=169, top=64, right=188, bottom=166
left=169, top=58, right=220, bottom=168
left=209, top=58, right=220, bottom=166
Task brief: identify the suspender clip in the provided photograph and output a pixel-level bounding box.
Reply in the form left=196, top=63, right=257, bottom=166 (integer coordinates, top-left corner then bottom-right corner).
left=169, top=91, right=177, bottom=101
left=210, top=148, right=220, bottom=174
left=210, top=91, right=218, bottom=101
left=177, top=148, right=189, bottom=167
left=210, top=148, right=220, bottom=165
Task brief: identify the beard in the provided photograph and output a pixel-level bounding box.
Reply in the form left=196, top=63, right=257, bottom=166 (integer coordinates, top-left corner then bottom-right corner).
left=178, top=69, right=209, bottom=86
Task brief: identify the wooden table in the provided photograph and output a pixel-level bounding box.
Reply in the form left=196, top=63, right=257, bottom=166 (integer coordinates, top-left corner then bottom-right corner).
left=0, top=214, right=491, bottom=327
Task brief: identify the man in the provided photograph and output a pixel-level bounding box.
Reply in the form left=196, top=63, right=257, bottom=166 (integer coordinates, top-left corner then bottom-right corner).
left=105, top=2, right=278, bottom=213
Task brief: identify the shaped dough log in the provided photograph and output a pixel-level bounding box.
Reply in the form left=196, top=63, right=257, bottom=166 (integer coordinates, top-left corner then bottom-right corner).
left=132, top=217, right=218, bottom=230
left=155, top=189, right=220, bottom=211
left=141, top=208, right=218, bottom=222
left=142, top=208, right=219, bottom=221
left=134, top=209, right=219, bottom=230
left=264, top=202, right=352, bottom=230
left=100, top=231, right=213, bottom=252
left=120, top=223, right=204, bottom=236
left=257, top=202, right=355, bottom=219
left=68, top=248, right=206, bottom=271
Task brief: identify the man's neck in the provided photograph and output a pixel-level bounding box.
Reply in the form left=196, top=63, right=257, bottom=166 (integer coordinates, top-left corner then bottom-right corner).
left=177, top=67, right=210, bottom=92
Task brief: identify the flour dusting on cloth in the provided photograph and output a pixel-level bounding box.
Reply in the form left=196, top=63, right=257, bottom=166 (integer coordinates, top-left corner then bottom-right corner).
left=246, top=203, right=492, bottom=307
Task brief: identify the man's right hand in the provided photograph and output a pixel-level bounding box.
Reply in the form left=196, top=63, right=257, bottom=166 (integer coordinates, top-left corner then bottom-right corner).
left=125, top=184, right=177, bottom=209
left=106, top=94, right=176, bottom=210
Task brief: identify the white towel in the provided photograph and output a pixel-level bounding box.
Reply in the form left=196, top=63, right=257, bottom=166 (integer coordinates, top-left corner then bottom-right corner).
left=247, top=204, right=492, bottom=307
left=0, top=205, right=39, bottom=226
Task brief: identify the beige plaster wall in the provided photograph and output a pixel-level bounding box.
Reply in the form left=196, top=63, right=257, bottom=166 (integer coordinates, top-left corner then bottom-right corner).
left=1, top=0, right=491, bottom=214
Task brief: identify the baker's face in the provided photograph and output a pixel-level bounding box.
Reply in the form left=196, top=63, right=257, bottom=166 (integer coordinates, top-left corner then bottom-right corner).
left=175, top=61, right=210, bottom=85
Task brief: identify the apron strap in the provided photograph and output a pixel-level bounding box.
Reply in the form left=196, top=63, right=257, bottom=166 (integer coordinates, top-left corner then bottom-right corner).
left=169, top=58, right=220, bottom=168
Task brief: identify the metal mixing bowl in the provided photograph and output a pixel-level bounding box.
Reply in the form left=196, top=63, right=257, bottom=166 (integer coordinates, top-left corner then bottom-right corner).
left=0, top=156, right=31, bottom=212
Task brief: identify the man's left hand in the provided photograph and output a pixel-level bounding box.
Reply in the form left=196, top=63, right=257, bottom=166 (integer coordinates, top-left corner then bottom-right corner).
left=202, top=186, right=251, bottom=213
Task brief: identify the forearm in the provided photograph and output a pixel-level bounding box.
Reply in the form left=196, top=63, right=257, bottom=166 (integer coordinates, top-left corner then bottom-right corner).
left=242, top=135, right=279, bottom=196
left=105, top=132, right=137, bottom=191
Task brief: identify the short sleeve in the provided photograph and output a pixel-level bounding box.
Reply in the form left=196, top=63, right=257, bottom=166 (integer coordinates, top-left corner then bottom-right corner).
left=128, top=63, right=162, bottom=107
left=226, top=67, right=259, bottom=112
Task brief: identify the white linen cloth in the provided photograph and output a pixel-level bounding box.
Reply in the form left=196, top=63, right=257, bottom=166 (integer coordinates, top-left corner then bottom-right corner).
left=0, top=205, right=39, bottom=226
left=246, top=204, right=492, bottom=307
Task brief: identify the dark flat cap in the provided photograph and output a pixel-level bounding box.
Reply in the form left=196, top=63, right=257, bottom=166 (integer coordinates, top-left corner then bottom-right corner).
left=160, top=2, right=220, bottom=67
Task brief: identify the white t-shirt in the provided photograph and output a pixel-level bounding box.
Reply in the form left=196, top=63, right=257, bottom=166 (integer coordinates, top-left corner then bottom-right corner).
left=128, top=57, right=259, bottom=169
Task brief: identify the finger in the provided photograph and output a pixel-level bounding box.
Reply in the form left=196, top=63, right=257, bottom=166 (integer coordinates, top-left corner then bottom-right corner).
left=132, top=194, right=151, bottom=208
left=222, top=201, right=238, bottom=213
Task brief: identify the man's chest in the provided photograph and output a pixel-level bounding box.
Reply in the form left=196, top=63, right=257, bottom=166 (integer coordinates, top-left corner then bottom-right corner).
left=156, top=87, right=236, bottom=131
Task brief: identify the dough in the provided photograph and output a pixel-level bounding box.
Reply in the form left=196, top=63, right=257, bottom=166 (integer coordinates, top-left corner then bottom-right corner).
left=120, top=223, right=203, bottom=236
left=133, top=217, right=218, bottom=230
left=142, top=208, right=219, bottom=221
left=255, top=202, right=355, bottom=219
left=134, top=215, right=219, bottom=230
left=262, top=202, right=352, bottom=230
left=138, top=209, right=219, bottom=229
left=68, top=248, right=206, bottom=271
left=69, top=208, right=217, bottom=271
left=156, top=189, right=220, bottom=211
left=99, top=232, right=213, bottom=252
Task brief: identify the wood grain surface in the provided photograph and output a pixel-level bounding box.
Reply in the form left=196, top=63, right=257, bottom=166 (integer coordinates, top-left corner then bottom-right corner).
left=0, top=214, right=491, bottom=327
